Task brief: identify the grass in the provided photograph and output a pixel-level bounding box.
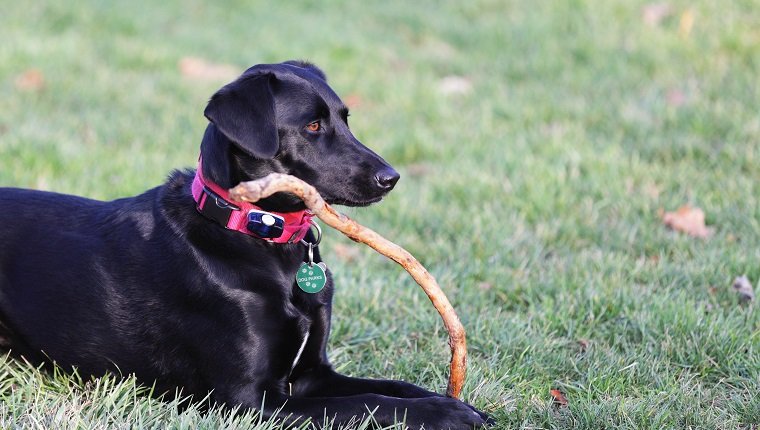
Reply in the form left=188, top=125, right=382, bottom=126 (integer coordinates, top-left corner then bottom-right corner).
left=1, top=0, right=759, bottom=428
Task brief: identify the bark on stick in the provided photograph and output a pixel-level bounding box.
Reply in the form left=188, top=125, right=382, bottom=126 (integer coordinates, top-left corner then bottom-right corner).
left=229, top=173, right=467, bottom=398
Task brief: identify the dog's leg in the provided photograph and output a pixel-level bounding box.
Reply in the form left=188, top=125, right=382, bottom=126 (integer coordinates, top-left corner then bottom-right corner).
left=253, top=391, right=488, bottom=429
left=289, top=365, right=492, bottom=426
left=291, top=365, right=440, bottom=399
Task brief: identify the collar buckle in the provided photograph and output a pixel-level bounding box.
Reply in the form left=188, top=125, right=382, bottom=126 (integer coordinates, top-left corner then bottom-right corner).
left=197, top=186, right=238, bottom=227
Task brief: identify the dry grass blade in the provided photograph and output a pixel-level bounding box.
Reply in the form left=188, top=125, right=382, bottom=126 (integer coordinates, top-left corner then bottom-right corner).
left=228, top=173, right=467, bottom=399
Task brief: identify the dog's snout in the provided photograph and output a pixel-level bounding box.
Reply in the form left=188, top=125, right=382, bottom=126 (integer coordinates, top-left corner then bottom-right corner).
left=374, top=168, right=400, bottom=191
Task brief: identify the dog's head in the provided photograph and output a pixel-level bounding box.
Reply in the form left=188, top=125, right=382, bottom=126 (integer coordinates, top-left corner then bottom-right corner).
left=200, top=61, right=399, bottom=210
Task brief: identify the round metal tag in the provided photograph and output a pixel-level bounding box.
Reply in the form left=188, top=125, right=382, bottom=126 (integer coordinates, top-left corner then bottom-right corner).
left=296, top=262, right=327, bottom=293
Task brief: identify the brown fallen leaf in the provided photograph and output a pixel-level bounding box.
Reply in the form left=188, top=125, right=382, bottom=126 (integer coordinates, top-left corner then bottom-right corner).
left=438, top=76, right=472, bottom=96
left=732, top=275, right=755, bottom=303
left=550, top=389, right=568, bottom=407
left=477, top=282, right=493, bottom=291
left=577, top=339, right=590, bottom=353
left=661, top=205, right=713, bottom=238
left=642, top=3, right=672, bottom=27
left=15, top=69, right=45, bottom=92
left=344, top=93, right=363, bottom=109
left=666, top=89, right=687, bottom=107
left=179, top=57, right=240, bottom=82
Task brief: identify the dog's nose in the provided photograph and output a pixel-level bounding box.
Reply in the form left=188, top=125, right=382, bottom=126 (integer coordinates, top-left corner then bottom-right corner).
left=374, top=168, right=400, bottom=191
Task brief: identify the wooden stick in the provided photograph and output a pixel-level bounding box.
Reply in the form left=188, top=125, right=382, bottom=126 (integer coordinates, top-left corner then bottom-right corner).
left=229, top=173, right=467, bottom=399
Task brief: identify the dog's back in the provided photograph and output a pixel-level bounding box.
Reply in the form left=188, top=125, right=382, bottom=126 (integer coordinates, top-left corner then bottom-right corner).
left=0, top=186, right=169, bottom=375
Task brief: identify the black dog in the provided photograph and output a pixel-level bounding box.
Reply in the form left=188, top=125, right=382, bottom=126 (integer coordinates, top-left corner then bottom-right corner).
left=0, top=61, right=490, bottom=429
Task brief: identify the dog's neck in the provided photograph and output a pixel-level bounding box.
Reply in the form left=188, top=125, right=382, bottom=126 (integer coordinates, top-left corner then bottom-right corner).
left=199, top=124, right=306, bottom=212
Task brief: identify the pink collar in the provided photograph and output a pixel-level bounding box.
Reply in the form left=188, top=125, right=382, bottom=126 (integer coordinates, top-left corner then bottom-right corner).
left=191, top=162, right=313, bottom=244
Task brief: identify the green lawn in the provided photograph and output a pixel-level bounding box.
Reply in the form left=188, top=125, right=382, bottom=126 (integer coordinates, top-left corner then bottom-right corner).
left=1, top=0, right=759, bottom=428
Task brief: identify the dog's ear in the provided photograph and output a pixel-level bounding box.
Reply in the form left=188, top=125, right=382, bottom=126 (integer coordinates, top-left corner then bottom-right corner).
left=204, top=74, right=278, bottom=159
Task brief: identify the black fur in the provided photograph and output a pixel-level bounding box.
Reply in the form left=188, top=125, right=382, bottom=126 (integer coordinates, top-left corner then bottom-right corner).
left=0, top=61, right=490, bottom=429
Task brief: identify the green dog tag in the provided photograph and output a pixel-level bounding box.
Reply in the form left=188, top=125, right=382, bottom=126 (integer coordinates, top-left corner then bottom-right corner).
left=296, top=262, right=327, bottom=293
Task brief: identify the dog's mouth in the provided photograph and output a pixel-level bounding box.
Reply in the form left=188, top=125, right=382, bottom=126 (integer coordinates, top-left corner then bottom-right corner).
left=326, top=195, right=384, bottom=207
left=313, top=169, right=399, bottom=208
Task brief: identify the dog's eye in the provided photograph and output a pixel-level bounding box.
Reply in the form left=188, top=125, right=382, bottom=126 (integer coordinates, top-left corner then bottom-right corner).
left=306, top=121, right=321, bottom=133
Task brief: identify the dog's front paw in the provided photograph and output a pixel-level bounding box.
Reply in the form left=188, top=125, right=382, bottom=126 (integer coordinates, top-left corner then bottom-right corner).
left=402, top=396, right=492, bottom=429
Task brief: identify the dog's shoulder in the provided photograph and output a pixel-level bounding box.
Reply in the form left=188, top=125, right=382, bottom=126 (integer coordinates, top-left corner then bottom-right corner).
left=153, top=169, right=195, bottom=219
